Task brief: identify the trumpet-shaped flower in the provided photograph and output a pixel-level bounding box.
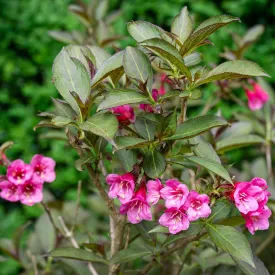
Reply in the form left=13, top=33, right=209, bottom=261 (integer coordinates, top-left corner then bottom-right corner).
left=146, top=179, right=163, bottom=205
left=7, top=160, right=33, bottom=185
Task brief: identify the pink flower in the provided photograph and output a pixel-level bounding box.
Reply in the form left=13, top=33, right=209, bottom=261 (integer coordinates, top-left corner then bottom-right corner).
left=18, top=179, right=43, bottom=206
left=120, top=186, right=152, bottom=224
left=0, top=180, right=20, bottom=202
left=243, top=206, right=272, bottom=235
left=245, top=82, right=269, bottom=111
left=7, top=160, right=33, bottom=185
left=146, top=179, right=163, bottom=205
left=160, top=179, right=189, bottom=208
left=111, top=105, right=135, bottom=125
left=233, top=181, right=262, bottom=214
left=139, top=89, right=159, bottom=113
left=31, top=154, right=56, bottom=184
left=159, top=206, right=190, bottom=234
left=185, top=191, right=211, bottom=221
left=250, top=177, right=270, bottom=210
left=106, top=173, right=135, bottom=203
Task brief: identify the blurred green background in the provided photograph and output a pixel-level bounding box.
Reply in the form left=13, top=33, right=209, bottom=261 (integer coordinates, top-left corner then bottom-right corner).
left=0, top=0, right=274, bottom=274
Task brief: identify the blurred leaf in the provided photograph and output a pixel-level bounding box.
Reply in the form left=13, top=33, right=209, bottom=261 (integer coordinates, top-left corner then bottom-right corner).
left=98, top=89, right=149, bottom=110
left=115, top=136, right=148, bottom=151
left=80, top=113, right=118, bottom=146
left=135, top=222, right=156, bottom=246
left=140, top=38, right=191, bottom=80
left=189, top=88, right=202, bottom=99
left=91, top=51, right=124, bottom=87
left=183, top=53, right=202, bottom=67
left=217, top=122, right=253, bottom=141
left=75, top=154, right=96, bottom=171
left=185, top=156, right=232, bottom=183
left=110, top=247, right=152, bottom=264
left=148, top=225, right=169, bottom=234
left=158, top=90, right=180, bottom=102
left=207, top=200, right=232, bottom=223
left=216, top=135, right=265, bottom=153
left=144, top=150, right=166, bottom=179
left=241, top=25, right=265, bottom=47
left=195, top=60, right=269, bottom=86
left=207, top=224, right=254, bottom=267
left=218, top=216, right=245, bottom=226
left=181, top=15, right=240, bottom=55
left=123, top=47, right=153, bottom=90
left=49, top=247, right=108, bottom=264
left=171, top=6, right=193, bottom=44
left=48, top=31, right=78, bottom=44
left=166, top=115, right=228, bottom=141
left=158, top=109, right=177, bottom=138
left=52, top=116, right=73, bottom=127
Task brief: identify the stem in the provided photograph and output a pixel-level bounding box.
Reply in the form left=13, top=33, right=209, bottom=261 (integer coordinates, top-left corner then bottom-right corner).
left=71, top=180, right=82, bottom=233
left=41, top=202, right=60, bottom=235
left=58, top=216, right=98, bottom=275
left=178, top=98, right=187, bottom=124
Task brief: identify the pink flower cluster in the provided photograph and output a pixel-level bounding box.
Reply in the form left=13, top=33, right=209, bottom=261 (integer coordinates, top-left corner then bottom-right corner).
left=0, top=155, right=55, bottom=206
left=231, top=178, right=271, bottom=234
left=244, top=81, right=269, bottom=111
left=106, top=174, right=211, bottom=234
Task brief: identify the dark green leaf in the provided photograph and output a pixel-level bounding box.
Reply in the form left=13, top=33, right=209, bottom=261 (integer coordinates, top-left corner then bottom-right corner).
left=110, top=247, right=152, bottom=264
left=218, top=216, right=245, bottom=227
left=98, top=89, right=149, bottom=111
left=135, top=117, right=156, bottom=141
left=123, top=47, right=153, bottom=90
left=207, top=224, right=254, bottom=267
left=185, top=156, right=232, bottom=184
left=48, top=247, right=108, bottom=264
left=207, top=200, right=232, bottom=223
left=166, top=115, right=228, bottom=141
left=116, top=149, right=137, bottom=172
left=87, top=46, right=111, bottom=69
left=144, top=150, right=166, bottom=179
left=148, top=225, right=169, bottom=234
left=115, top=136, right=148, bottom=151
left=91, top=51, right=124, bottom=88
left=135, top=222, right=156, bottom=246
left=217, top=122, right=253, bottom=141
left=158, top=90, right=180, bottom=102
left=171, top=6, right=193, bottom=44
left=80, top=113, right=118, bottom=146
left=52, top=98, right=78, bottom=119
left=195, top=60, right=269, bottom=86
left=158, top=110, right=177, bottom=138
left=216, top=135, right=265, bottom=154
left=75, top=155, right=96, bottom=171
left=140, top=38, right=191, bottom=80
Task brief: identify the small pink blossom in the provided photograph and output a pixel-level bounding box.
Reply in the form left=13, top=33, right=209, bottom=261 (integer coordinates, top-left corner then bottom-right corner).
left=146, top=179, right=163, bottom=205
left=159, top=206, right=190, bottom=234
left=185, top=191, right=211, bottom=221
left=31, top=154, right=56, bottom=184
left=7, top=160, right=33, bottom=185
left=18, top=179, right=43, bottom=206
left=0, top=180, right=20, bottom=202
left=160, top=179, right=189, bottom=208
left=120, top=186, right=152, bottom=224
left=106, top=173, right=135, bottom=203
left=243, top=206, right=272, bottom=235
left=245, top=82, right=269, bottom=111
left=111, top=105, right=135, bottom=125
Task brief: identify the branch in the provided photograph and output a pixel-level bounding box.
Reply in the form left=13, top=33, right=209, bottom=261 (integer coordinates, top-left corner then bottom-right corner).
left=178, top=98, right=187, bottom=124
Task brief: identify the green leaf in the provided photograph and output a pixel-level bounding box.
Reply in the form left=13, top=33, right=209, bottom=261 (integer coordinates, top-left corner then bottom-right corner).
left=217, top=122, right=253, bottom=141
left=233, top=255, right=270, bottom=275
left=75, top=154, right=96, bottom=171
left=115, top=136, right=148, bottom=151
left=183, top=52, right=202, bottom=67
left=218, top=216, right=245, bottom=227
left=52, top=98, right=78, bottom=119
left=80, top=113, right=118, bottom=147
left=189, top=89, right=202, bottom=100
left=127, top=20, right=166, bottom=42
left=87, top=46, right=111, bottom=69
left=110, top=247, right=152, bottom=264
left=51, top=116, right=73, bottom=127
left=98, top=89, right=149, bottom=111
left=195, top=60, right=269, bottom=86
left=48, top=247, right=108, bottom=265
left=135, top=222, right=156, bottom=246
left=158, top=90, right=180, bottom=102
left=148, top=225, right=169, bottom=234
left=144, top=150, right=166, bottom=179
left=116, top=149, right=137, bottom=172
left=158, top=110, right=177, bottom=138
left=165, top=115, right=228, bottom=141
left=140, top=38, right=191, bottom=81
left=241, top=25, right=265, bottom=47
left=185, top=156, right=232, bottom=184
left=181, top=15, right=240, bottom=55
left=207, top=224, right=254, bottom=267
left=123, top=47, right=153, bottom=90
left=216, top=135, right=265, bottom=154
left=91, top=51, right=124, bottom=88
left=207, top=200, right=232, bottom=223
left=48, top=30, right=79, bottom=44
left=190, top=136, right=221, bottom=164
left=135, top=117, right=156, bottom=141
left=171, top=6, right=193, bottom=44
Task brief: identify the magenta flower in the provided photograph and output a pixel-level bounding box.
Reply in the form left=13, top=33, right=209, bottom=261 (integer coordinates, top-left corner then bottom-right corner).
left=146, top=179, right=163, bottom=205
left=106, top=173, right=135, bottom=203
left=185, top=191, right=211, bottom=221
left=0, top=180, right=20, bottom=202
left=120, top=186, right=152, bottom=224
left=160, top=179, right=189, bottom=208
left=139, top=89, right=159, bottom=113
left=159, top=206, right=190, bottom=234
left=250, top=177, right=270, bottom=210
left=18, top=179, right=43, bottom=206
left=7, top=160, right=33, bottom=185
left=245, top=82, right=269, bottom=111
left=111, top=105, right=135, bottom=125
left=243, top=206, right=272, bottom=235
left=31, top=154, right=56, bottom=184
